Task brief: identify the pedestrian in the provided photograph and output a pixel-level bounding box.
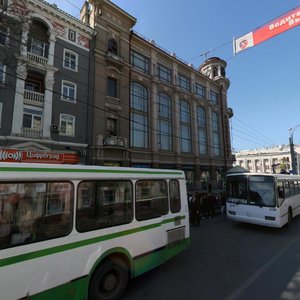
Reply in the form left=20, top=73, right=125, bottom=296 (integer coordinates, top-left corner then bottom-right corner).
left=190, top=193, right=201, bottom=227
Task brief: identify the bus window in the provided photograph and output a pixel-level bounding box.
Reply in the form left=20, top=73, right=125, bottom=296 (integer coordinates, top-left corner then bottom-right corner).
left=226, top=176, right=248, bottom=203
left=284, top=181, right=290, bottom=198
left=76, top=180, right=133, bottom=232
left=0, top=181, right=73, bottom=249
left=249, top=176, right=275, bottom=207
left=170, top=180, right=181, bottom=213
left=136, top=180, right=168, bottom=221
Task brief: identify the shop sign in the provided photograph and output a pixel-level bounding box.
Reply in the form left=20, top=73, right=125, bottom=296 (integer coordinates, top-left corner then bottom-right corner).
left=0, top=149, right=79, bottom=164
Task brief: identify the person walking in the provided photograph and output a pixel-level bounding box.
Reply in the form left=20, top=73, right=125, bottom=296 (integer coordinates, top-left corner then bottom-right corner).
left=190, top=193, right=201, bottom=227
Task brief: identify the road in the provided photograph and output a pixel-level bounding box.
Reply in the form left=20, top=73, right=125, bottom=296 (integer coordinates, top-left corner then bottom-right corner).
left=123, top=214, right=300, bottom=300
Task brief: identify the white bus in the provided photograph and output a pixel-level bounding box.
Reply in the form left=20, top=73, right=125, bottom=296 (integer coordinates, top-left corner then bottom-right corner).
left=226, top=172, right=300, bottom=228
left=0, top=163, right=190, bottom=300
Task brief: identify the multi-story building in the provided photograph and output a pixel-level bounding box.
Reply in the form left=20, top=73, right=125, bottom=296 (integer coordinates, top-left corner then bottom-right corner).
left=234, top=144, right=300, bottom=174
left=0, top=0, right=94, bottom=164
left=81, top=0, right=234, bottom=191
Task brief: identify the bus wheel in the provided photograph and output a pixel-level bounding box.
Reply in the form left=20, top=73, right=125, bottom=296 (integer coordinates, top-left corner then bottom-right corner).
left=89, top=257, right=128, bottom=300
left=288, top=208, right=293, bottom=226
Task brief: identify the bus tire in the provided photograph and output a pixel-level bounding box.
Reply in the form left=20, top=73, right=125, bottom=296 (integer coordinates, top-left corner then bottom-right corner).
left=89, top=257, right=128, bottom=300
left=288, top=208, right=293, bottom=227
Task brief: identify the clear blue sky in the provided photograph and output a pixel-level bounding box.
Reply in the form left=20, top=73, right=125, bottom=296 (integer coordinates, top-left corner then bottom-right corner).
left=47, top=0, right=300, bottom=151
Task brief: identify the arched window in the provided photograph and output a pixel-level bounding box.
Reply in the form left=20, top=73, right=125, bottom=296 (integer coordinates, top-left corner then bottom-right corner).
left=130, top=82, right=148, bottom=148
left=180, top=100, right=191, bottom=153
left=158, top=92, right=172, bottom=150
left=212, top=67, right=218, bottom=78
left=197, top=107, right=208, bottom=155
left=212, top=112, right=221, bottom=156
left=108, top=38, right=118, bottom=55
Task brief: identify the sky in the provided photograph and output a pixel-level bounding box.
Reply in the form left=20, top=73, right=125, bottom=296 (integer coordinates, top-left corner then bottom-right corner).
left=47, top=0, right=300, bottom=152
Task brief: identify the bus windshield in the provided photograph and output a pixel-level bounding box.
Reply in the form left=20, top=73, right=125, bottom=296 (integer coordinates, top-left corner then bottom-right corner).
left=227, top=175, right=276, bottom=207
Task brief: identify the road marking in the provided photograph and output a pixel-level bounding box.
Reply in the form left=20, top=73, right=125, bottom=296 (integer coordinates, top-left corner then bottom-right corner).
left=225, top=236, right=299, bottom=300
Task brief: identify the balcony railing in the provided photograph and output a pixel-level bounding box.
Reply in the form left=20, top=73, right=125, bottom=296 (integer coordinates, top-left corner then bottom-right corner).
left=27, top=38, right=49, bottom=65
left=24, top=90, right=44, bottom=106
left=106, top=51, right=124, bottom=67
left=103, top=136, right=128, bottom=148
left=21, top=127, right=42, bottom=139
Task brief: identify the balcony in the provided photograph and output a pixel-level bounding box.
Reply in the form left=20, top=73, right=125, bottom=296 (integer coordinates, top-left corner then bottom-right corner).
left=106, top=51, right=124, bottom=68
left=24, top=90, right=44, bottom=107
left=21, top=128, right=42, bottom=139
left=103, top=136, right=128, bottom=148
left=27, top=38, right=49, bottom=65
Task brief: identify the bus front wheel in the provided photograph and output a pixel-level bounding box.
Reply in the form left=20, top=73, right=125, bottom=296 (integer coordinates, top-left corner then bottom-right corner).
left=89, top=257, right=129, bottom=300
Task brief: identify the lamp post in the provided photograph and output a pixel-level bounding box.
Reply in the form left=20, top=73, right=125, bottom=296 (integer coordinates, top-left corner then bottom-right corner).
left=289, top=125, right=300, bottom=174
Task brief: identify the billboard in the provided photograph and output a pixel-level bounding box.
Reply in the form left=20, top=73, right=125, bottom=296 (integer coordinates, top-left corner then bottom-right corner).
left=234, top=6, right=300, bottom=54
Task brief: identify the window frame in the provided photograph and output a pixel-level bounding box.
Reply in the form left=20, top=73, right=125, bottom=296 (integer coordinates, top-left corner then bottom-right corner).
left=59, top=114, right=75, bottom=136
left=107, top=77, right=118, bottom=98
left=0, top=63, right=5, bottom=83
left=195, top=83, right=206, bottom=99
left=23, top=107, right=43, bottom=130
left=135, top=179, right=168, bottom=221
left=158, top=92, right=172, bottom=151
left=76, top=180, right=133, bottom=232
left=210, top=90, right=218, bottom=104
left=157, top=63, right=172, bottom=84
left=180, top=100, right=191, bottom=153
left=178, top=74, right=190, bottom=92
left=61, top=80, right=77, bottom=103
left=63, top=49, right=78, bottom=72
left=131, top=50, right=150, bottom=74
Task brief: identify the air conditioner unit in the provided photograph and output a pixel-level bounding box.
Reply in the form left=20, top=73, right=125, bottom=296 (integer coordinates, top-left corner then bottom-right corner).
left=50, top=124, right=60, bottom=132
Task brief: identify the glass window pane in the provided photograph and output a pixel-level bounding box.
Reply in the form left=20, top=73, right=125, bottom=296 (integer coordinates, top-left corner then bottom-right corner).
left=76, top=181, right=133, bottom=232
left=136, top=180, right=168, bottom=221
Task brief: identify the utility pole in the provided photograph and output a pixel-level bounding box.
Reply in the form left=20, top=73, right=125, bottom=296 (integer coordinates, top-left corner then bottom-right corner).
left=289, top=126, right=300, bottom=174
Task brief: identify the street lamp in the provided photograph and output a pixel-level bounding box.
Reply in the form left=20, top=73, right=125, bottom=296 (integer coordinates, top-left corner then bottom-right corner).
left=289, top=125, right=300, bottom=174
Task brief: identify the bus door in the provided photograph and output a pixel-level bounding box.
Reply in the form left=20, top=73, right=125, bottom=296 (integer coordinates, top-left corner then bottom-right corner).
left=135, top=180, right=168, bottom=257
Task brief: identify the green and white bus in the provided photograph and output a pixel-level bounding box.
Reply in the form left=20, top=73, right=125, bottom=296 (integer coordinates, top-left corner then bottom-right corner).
left=0, top=163, right=190, bottom=300
left=226, top=172, right=300, bottom=228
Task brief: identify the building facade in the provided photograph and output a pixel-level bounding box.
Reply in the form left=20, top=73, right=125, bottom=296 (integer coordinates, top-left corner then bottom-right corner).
left=234, top=144, right=300, bottom=174
left=81, top=0, right=234, bottom=191
left=0, top=0, right=234, bottom=192
left=0, top=0, right=94, bottom=164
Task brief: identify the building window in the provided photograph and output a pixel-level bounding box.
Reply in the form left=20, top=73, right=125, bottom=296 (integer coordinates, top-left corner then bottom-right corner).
left=157, top=63, right=172, bottom=84
left=158, top=92, right=172, bottom=150
left=0, top=63, right=5, bottom=83
left=178, top=74, right=190, bottom=92
left=108, top=38, right=118, bottom=55
left=63, top=49, right=78, bottom=71
left=23, top=108, right=42, bottom=129
left=107, top=77, right=117, bottom=98
left=61, top=81, right=77, bottom=103
left=131, top=50, right=149, bottom=74
left=0, top=26, right=7, bottom=46
left=25, top=80, right=41, bottom=92
left=0, top=102, right=3, bottom=128
left=30, top=39, right=49, bottom=58
left=212, top=112, right=221, bottom=156
left=131, top=82, right=148, bottom=148
left=107, top=118, right=117, bottom=135
left=68, top=29, right=76, bottom=42
left=210, top=90, right=218, bottom=104
left=195, top=83, right=206, bottom=99
left=197, top=107, right=208, bottom=155
left=60, top=114, right=75, bottom=136
left=180, top=100, right=191, bottom=153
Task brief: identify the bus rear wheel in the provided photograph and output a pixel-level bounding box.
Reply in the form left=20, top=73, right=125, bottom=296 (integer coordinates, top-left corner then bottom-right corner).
left=89, top=257, right=128, bottom=300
